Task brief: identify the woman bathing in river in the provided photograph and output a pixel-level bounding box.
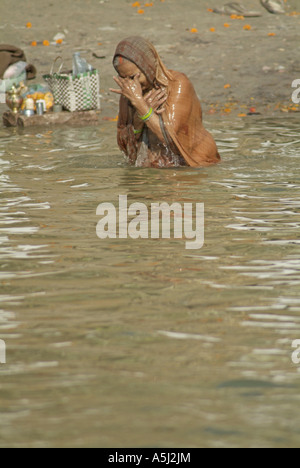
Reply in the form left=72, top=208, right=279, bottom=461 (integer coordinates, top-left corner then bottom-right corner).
left=110, top=36, right=220, bottom=168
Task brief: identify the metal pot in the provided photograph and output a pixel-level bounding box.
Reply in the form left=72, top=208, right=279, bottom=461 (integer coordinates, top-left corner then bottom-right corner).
left=6, top=84, right=23, bottom=114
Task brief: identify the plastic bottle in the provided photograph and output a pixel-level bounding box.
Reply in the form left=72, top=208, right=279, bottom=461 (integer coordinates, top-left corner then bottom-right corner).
left=72, top=52, right=93, bottom=75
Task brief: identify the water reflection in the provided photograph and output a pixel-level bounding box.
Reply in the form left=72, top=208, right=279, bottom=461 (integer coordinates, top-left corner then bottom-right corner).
left=0, top=116, right=300, bottom=448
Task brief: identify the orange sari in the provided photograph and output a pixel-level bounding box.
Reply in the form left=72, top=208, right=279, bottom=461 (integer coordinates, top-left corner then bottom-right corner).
left=114, top=37, right=220, bottom=168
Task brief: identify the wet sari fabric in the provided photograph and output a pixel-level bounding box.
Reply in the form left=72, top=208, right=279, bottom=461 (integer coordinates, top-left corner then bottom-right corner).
left=114, top=37, right=220, bottom=168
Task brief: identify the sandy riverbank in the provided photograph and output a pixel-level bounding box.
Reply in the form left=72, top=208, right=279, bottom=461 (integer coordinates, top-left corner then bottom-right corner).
left=0, top=0, right=299, bottom=120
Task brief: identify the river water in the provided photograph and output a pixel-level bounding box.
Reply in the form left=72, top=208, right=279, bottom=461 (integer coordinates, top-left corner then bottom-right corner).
left=0, top=115, right=299, bottom=448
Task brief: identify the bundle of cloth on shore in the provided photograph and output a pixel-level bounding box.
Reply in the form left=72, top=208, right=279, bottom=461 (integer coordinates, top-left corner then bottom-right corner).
left=0, top=44, right=36, bottom=81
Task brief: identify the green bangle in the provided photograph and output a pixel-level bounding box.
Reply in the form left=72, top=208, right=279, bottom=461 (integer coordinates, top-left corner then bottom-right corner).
left=133, top=128, right=143, bottom=134
left=138, top=107, right=153, bottom=122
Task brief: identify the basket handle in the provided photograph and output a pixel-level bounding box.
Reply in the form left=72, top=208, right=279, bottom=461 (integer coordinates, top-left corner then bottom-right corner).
left=50, top=56, right=64, bottom=75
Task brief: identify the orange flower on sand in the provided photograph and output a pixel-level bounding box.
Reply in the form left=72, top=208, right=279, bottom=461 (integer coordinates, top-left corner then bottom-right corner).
left=56, top=39, right=63, bottom=44
left=268, top=33, right=276, bottom=36
left=224, top=23, right=230, bottom=27
left=243, top=24, right=252, bottom=30
left=137, top=8, right=145, bottom=14
left=190, top=28, right=198, bottom=33
left=103, top=115, right=118, bottom=122
left=230, top=14, right=244, bottom=20
left=132, top=1, right=140, bottom=6
left=31, top=41, right=37, bottom=47
left=210, top=27, right=215, bottom=32
left=43, top=40, right=50, bottom=46
left=224, top=84, right=231, bottom=89
left=26, top=22, right=32, bottom=28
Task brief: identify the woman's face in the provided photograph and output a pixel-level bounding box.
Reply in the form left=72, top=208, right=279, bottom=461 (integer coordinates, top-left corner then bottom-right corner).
left=117, top=60, right=151, bottom=93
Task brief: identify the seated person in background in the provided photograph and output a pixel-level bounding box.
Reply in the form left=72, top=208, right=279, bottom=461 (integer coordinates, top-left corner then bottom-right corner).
left=110, top=36, right=220, bottom=168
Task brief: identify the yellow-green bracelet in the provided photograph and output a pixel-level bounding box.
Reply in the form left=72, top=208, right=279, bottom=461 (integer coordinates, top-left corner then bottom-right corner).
left=133, top=128, right=143, bottom=135
left=138, top=107, right=153, bottom=122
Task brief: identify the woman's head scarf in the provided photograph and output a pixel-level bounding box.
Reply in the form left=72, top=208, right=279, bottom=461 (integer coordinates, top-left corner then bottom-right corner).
left=113, top=36, right=172, bottom=88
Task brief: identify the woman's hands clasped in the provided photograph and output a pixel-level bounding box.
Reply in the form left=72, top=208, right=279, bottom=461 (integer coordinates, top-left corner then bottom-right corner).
left=110, top=74, right=167, bottom=115
left=110, top=74, right=144, bottom=108
left=144, top=88, right=167, bottom=114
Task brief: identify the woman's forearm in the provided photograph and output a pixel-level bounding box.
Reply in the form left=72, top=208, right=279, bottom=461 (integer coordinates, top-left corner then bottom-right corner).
left=132, top=112, right=144, bottom=139
left=111, top=73, right=168, bottom=142
left=134, top=99, right=165, bottom=142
